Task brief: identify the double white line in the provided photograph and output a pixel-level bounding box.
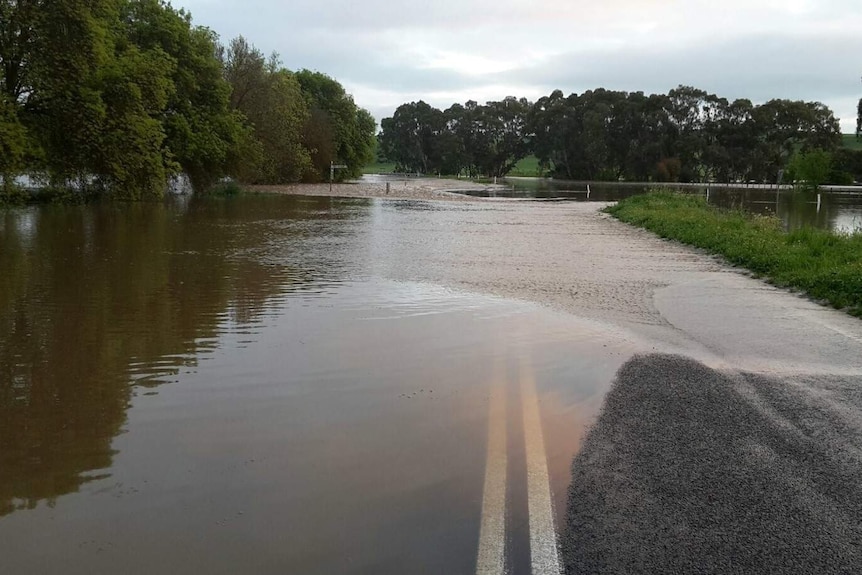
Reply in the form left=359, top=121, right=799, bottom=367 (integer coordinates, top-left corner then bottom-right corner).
left=476, top=358, right=562, bottom=575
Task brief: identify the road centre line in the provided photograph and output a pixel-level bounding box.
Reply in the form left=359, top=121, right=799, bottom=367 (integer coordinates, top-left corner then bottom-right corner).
left=521, top=358, right=563, bottom=575
left=475, top=375, right=508, bottom=575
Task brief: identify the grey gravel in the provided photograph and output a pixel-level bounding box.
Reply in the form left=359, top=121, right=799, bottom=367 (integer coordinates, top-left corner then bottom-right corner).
left=562, top=354, right=862, bottom=574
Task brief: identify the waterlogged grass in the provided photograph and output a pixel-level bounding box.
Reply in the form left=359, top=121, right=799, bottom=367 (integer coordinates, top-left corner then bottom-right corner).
left=606, top=191, right=862, bottom=317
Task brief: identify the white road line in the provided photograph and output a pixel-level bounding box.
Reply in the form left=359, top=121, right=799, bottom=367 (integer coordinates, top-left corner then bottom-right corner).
left=476, top=377, right=508, bottom=575
left=521, top=359, right=562, bottom=575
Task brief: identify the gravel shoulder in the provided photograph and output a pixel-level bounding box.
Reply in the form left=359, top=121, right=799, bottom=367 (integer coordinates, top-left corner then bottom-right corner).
left=562, top=354, right=862, bottom=574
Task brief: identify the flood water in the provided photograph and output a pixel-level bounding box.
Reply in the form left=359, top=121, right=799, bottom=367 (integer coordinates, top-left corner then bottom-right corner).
left=0, top=197, right=631, bottom=574
left=453, top=177, right=862, bottom=234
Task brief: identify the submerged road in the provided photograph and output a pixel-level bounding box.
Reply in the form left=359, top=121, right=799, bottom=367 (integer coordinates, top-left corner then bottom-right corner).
left=364, top=198, right=862, bottom=573
left=2, top=192, right=861, bottom=574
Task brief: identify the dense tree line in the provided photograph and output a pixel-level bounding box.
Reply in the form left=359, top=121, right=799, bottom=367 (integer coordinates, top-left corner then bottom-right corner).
left=382, top=87, right=861, bottom=184
left=0, top=0, right=375, bottom=201
left=857, top=97, right=862, bottom=139
left=380, top=97, right=531, bottom=178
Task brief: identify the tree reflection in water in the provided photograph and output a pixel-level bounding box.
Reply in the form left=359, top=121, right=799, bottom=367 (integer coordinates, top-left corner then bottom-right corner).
left=0, top=195, right=362, bottom=516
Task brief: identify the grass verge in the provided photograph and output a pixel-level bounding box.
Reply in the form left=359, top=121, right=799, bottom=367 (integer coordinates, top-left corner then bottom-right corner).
left=605, top=191, right=862, bottom=317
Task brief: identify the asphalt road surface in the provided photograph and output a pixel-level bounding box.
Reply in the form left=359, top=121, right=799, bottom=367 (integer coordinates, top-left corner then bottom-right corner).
left=563, top=354, right=862, bottom=574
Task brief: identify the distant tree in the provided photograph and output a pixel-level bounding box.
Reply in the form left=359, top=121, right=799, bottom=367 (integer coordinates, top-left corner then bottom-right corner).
left=788, top=149, right=832, bottom=191
left=832, top=148, right=862, bottom=183
left=380, top=100, right=446, bottom=174
left=471, top=97, right=531, bottom=178
left=529, top=89, right=575, bottom=178
left=857, top=97, right=862, bottom=140
left=444, top=101, right=480, bottom=176
left=665, top=86, right=727, bottom=182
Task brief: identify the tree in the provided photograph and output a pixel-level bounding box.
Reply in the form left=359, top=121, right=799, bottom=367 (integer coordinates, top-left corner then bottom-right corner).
left=788, top=149, right=832, bottom=191
left=295, top=69, right=375, bottom=180
left=128, top=2, right=248, bottom=192
left=0, top=0, right=40, bottom=104
left=857, top=97, right=861, bottom=140
left=380, top=100, right=446, bottom=174
left=529, top=90, right=576, bottom=178
left=25, top=0, right=118, bottom=188
left=664, top=86, right=711, bottom=182
left=93, top=37, right=175, bottom=199
left=221, top=36, right=310, bottom=184
left=470, top=97, right=530, bottom=178
left=0, top=96, right=27, bottom=195
left=301, top=106, right=337, bottom=182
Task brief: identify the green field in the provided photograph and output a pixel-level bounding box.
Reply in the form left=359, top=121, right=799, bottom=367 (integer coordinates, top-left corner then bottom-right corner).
left=607, top=191, right=862, bottom=317
left=842, top=134, right=862, bottom=151
left=507, top=155, right=546, bottom=177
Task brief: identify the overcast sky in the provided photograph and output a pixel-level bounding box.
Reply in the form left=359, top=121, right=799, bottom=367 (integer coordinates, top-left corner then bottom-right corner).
left=180, top=0, right=862, bottom=132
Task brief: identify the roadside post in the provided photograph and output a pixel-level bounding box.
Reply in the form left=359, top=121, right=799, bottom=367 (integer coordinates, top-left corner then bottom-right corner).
left=330, top=161, right=348, bottom=192
left=775, top=169, right=784, bottom=210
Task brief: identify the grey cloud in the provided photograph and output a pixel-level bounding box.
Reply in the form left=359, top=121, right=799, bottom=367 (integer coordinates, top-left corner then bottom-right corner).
left=184, top=1, right=862, bottom=128
left=503, top=33, right=862, bottom=103
left=465, top=32, right=862, bottom=128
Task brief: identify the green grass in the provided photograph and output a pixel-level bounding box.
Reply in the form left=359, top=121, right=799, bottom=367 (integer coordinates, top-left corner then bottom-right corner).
left=507, top=155, right=547, bottom=177
left=362, top=161, right=397, bottom=175
left=842, top=134, right=862, bottom=151
left=606, top=191, right=862, bottom=317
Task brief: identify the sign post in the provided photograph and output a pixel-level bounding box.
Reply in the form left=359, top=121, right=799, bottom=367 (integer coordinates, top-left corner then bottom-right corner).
left=330, top=161, right=348, bottom=192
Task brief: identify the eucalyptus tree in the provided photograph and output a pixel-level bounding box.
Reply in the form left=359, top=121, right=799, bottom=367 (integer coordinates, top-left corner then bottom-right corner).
left=379, top=100, right=446, bottom=174
left=750, top=99, right=840, bottom=182
left=529, top=90, right=576, bottom=178
left=470, top=97, right=531, bottom=178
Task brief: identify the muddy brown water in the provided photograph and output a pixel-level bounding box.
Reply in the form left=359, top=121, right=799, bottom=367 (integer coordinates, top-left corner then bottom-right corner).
left=0, top=196, right=631, bottom=574
left=3, top=193, right=861, bottom=574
